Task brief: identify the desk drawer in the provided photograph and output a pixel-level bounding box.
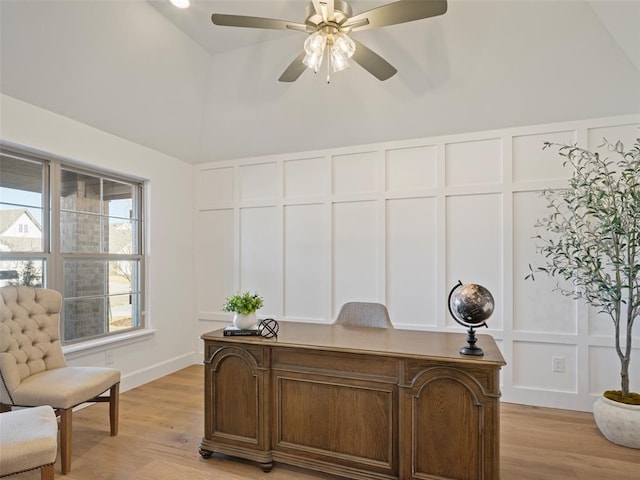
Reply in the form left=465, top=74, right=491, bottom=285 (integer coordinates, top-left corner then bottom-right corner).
left=272, top=348, right=398, bottom=383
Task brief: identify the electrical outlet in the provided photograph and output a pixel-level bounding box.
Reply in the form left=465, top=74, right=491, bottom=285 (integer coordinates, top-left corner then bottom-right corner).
left=105, top=351, right=114, bottom=365
left=552, top=356, right=564, bottom=373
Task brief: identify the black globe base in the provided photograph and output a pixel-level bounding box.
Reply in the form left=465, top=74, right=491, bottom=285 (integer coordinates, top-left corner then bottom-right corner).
left=460, top=327, right=484, bottom=356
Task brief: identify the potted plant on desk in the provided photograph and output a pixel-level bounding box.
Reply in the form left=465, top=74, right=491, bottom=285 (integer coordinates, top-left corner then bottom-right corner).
left=222, top=291, right=264, bottom=330
left=526, top=138, right=639, bottom=448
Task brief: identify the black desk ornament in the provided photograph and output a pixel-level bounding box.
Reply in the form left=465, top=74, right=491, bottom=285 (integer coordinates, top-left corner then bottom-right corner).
left=258, top=318, right=279, bottom=338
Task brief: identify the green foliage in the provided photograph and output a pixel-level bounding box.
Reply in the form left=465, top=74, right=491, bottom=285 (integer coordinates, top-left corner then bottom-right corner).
left=18, top=261, right=42, bottom=287
left=528, top=138, right=639, bottom=400
left=221, top=291, right=264, bottom=315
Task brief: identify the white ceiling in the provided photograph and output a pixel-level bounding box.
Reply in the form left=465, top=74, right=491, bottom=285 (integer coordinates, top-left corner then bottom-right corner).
left=1, top=0, right=639, bottom=164
left=147, top=0, right=323, bottom=55
left=150, top=0, right=640, bottom=64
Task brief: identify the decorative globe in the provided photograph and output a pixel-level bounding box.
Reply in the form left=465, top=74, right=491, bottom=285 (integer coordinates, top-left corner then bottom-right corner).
left=448, top=282, right=494, bottom=328
left=258, top=318, right=279, bottom=338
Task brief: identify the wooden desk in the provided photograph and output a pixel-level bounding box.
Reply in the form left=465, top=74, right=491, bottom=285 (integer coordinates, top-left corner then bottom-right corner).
left=200, top=322, right=506, bottom=480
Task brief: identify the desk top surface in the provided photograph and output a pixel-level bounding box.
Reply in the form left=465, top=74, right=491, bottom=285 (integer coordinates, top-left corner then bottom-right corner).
left=202, top=322, right=506, bottom=367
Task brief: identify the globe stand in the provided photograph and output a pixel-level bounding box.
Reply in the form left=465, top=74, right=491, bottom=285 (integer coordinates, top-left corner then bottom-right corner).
left=448, top=280, right=494, bottom=357
left=461, top=326, right=484, bottom=356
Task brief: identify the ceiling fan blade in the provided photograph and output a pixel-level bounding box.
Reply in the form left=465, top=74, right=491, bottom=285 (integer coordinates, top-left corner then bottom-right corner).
left=278, top=52, right=307, bottom=82
left=211, top=14, right=306, bottom=31
left=351, top=40, right=397, bottom=81
left=345, top=0, right=447, bottom=31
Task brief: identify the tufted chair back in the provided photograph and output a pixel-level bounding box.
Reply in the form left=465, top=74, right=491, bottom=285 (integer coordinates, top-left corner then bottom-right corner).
left=0, top=285, right=121, bottom=475
left=0, top=286, right=67, bottom=405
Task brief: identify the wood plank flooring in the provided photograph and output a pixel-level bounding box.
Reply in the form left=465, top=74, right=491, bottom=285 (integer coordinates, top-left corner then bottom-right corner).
left=8, top=365, right=639, bottom=480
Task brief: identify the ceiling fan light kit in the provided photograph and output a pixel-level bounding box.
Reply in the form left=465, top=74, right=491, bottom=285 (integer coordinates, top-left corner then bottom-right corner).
left=303, top=29, right=356, bottom=82
left=211, top=0, right=448, bottom=83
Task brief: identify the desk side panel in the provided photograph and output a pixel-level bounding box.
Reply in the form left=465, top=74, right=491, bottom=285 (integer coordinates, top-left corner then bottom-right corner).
left=400, top=363, right=501, bottom=480
left=201, top=342, right=272, bottom=467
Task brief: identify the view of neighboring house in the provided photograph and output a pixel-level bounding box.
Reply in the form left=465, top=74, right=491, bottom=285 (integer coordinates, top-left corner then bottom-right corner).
left=0, top=208, right=42, bottom=252
left=0, top=209, right=42, bottom=285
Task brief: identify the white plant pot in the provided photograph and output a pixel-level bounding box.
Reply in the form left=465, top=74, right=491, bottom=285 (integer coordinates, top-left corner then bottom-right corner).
left=593, top=395, right=640, bottom=449
left=233, top=312, right=257, bottom=330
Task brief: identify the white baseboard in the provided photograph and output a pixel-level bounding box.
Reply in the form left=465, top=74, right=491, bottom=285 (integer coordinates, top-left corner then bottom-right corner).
left=119, top=352, right=200, bottom=393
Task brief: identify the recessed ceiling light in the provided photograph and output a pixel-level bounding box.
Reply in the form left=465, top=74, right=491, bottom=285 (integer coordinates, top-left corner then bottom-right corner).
left=170, top=0, right=190, bottom=9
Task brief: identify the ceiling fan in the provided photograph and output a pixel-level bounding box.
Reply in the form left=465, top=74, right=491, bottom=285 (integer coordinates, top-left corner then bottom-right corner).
left=211, top=0, right=448, bottom=82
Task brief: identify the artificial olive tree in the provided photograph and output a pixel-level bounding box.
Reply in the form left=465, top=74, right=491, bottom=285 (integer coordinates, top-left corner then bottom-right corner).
left=528, top=138, right=639, bottom=403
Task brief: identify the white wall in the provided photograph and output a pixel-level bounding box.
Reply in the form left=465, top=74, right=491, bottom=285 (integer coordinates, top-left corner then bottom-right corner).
left=1, top=94, right=198, bottom=392
left=0, top=0, right=211, bottom=162
left=196, top=114, right=640, bottom=412
left=3, top=91, right=637, bottom=412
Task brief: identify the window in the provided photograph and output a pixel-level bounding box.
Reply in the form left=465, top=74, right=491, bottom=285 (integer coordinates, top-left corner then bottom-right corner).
left=0, top=146, right=145, bottom=343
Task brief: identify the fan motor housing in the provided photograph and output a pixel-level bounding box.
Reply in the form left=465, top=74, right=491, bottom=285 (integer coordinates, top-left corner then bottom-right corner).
left=305, top=0, right=353, bottom=27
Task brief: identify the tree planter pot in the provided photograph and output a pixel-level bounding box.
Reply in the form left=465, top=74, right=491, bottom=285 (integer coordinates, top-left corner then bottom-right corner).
left=593, top=395, right=640, bottom=449
left=233, top=312, right=258, bottom=330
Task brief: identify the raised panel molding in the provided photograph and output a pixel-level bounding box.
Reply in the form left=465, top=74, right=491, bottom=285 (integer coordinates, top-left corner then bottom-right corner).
left=284, top=156, right=326, bottom=199
left=385, top=145, right=437, bottom=192
left=445, top=138, right=502, bottom=187
left=587, top=123, right=640, bottom=151
left=512, top=130, right=576, bottom=183
left=196, top=114, right=640, bottom=412
left=197, top=209, right=234, bottom=314
left=589, top=345, right=640, bottom=395
left=445, top=193, right=503, bottom=330
left=239, top=206, right=281, bottom=315
left=332, top=151, right=378, bottom=195
left=333, top=201, right=379, bottom=315
left=512, top=341, right=578, bottom=393
left=284, top=204, right=328, bottom=320
left=386, top=197, right=438, bottom=328
left=239, top=162, right=278, bottom=201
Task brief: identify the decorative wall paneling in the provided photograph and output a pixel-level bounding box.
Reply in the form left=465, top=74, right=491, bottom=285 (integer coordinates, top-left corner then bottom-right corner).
left=196, top=115, right=640, bottom=411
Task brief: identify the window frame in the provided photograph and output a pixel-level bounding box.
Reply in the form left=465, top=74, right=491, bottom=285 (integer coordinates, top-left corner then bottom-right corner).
left=0, top=144, right=146, bottom=345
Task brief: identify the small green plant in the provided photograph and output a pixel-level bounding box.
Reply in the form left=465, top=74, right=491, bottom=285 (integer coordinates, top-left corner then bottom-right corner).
left=527, top=138, right=639, bottom=403
left=222, top=291, right=264, bottom=315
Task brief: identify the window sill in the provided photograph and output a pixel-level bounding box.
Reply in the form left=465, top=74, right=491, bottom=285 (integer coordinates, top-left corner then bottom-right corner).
left=62, top=328, right=157, bottom=360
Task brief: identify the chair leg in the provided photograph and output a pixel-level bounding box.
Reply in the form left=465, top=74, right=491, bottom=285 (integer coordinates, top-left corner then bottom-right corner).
left=109, top=382, right=119, bottom=436
left=41, top=464, right=55, bottom=480
left=59, top=408, right=72, bottom=475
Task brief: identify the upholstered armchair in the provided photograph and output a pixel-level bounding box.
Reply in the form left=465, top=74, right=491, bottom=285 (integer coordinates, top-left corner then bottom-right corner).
left=335, top=302, right=394, bottom=328
left=0, top=286, right=120, bottom=474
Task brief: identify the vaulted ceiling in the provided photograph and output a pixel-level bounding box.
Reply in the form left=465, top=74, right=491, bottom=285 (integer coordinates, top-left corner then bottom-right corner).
left=1, top=1, right=639, bottom=164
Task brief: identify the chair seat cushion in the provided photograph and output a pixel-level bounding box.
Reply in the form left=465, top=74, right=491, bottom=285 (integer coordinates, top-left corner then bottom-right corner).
left=0, top=405, right=58, bottom=476
left=11, top=366, right=120, bottom=409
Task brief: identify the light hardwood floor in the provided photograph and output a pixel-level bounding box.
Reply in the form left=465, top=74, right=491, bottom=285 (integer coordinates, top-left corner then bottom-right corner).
left=9, top=365, right=639, bottom=480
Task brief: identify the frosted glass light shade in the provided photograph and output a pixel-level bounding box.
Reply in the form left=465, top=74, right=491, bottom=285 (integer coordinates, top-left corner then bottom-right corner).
left=304, top=31, right=327, bottom=55
left=330, top=49, right=350, bottom=72
left=303, top=32, right=327, bottom=72
left=333, top=33, right=356, bottom=58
